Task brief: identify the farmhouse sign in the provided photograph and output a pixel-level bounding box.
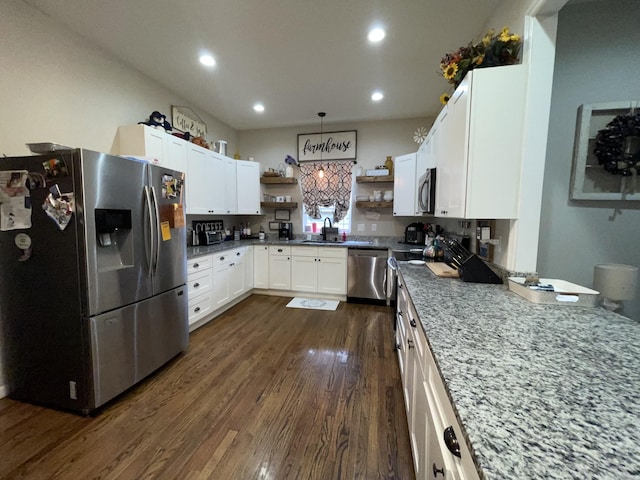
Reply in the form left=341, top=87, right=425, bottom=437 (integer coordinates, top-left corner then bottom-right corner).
left=297, top=130, right=357, bottom=162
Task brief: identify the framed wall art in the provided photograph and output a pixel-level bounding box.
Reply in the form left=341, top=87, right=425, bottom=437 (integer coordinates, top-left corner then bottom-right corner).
left=570, top=101, right=640, bottom=201
left=297, top=130, right=357, bottom=162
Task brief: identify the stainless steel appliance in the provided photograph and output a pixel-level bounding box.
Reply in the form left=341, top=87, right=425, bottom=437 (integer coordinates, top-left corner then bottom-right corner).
left=418, top=168, right=436, bottom=214
left=198, top=230, right=223, bottom=245
left=0, top=149, right=188, bottom=414
left=405, top=222, right=425, bottom=244
left=279, top=222, right=293, bottom=240
left=347, top=248, right=389, bottom=303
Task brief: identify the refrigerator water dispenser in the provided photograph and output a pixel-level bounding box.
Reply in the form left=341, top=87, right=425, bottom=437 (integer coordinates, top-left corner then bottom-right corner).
left=95, top=209, right=134, bottom=270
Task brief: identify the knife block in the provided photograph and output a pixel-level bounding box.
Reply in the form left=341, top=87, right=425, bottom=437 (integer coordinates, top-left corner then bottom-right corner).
left=459, top=254, right=503, bottom=284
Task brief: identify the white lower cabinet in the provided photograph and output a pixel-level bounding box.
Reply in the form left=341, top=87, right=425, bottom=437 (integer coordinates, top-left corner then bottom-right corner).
left=268, top=246, right=291, bottom=290
left=291, top=246, right=347, bottom=295
left=213, top=247, right=246, bottom=308
left=187, top=255, right=213, bottom=327
left=244, top=246, right=254, bottom=290
left=396, top=272, right=479, bottom=480
left=254, top=245, right=269, bottom=288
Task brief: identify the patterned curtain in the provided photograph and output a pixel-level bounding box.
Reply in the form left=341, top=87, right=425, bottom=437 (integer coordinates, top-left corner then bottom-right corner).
left=299, top=161, right=353, bottom=222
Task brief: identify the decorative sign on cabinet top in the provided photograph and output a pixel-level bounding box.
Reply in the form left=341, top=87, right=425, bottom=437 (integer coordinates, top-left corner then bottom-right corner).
left=171, top=106, right=207, bottom=138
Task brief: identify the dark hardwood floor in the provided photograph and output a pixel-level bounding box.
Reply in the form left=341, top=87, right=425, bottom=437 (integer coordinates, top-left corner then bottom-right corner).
left=0, top=295, right=415, bottom=480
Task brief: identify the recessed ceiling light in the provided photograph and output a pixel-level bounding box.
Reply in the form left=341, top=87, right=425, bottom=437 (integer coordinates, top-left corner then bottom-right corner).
left=371, top=91, right=384, bottom=102
left=253, top=103, right=265, bottom=113
left=199, top=54, right=216, bottom=67
left=368, top=27, right=386, bottom=43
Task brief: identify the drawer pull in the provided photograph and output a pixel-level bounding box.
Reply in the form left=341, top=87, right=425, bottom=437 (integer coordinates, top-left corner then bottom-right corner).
left=194, top=306, right=201, bottom=313
left=443, top=426, right=461, bottom=458
left=193, top=283, right=200, bottom=288
left=219, top=256, right=225, bottom=261
left=433, top=463, right=445, bottom=477
left=410, top=319, right=417, bottom=328
left=407, top=339, right=414, bottom=349
left=395, top=342, right=402, bottom=351
left=236, top=251, right=241, bottom=256
left=193, top=263, right=199, bottom=268
left=277, top=248, right=283, bottom=252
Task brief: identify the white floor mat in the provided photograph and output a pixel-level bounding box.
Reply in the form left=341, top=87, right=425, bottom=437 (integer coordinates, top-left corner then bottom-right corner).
left=286, top=297, right=339, bottom=311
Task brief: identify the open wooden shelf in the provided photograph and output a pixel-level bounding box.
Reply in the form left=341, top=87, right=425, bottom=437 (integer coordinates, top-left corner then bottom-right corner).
left=355, top=201, right=393, bottom=208
left=261, top=202, right=298, bottom=209
left=260, top=176, right=298, bottom=184
left=355, top=175, right=394, bottom=183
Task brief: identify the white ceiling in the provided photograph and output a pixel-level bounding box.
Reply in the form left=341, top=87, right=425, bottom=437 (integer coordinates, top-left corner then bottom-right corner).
left=24, top=0, right=504, bottom=130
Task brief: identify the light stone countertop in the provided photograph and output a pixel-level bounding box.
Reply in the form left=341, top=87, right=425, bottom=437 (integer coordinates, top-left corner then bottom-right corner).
left=397, top=261, right=640, bottom=479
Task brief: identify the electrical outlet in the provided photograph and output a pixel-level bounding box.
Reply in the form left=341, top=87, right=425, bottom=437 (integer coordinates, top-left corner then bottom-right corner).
left=371, top=224, right=377, bottom=232
left=357, top=224, right=365, bottom=232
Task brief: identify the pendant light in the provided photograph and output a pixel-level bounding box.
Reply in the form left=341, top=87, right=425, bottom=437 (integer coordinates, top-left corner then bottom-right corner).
left=318, top=112, right=326, bottom=179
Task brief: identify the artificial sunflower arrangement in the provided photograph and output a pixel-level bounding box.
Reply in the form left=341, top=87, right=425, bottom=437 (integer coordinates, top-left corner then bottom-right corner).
left=439, top=27, right=522, bottom=103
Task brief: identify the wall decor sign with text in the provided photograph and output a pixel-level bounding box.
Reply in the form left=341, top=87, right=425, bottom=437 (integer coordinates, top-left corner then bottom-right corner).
left=171, top=106, right=207, bottom=138
left=297, top=130, right=357, bottom=162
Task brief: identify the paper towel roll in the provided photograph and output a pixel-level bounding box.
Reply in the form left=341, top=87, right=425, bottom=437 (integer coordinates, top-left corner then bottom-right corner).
left=593, top=264, right=639, bottom=301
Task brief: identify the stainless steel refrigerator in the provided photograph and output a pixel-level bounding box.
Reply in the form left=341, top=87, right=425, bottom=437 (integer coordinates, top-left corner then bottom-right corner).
left=0, top=148, right=188, bottom=414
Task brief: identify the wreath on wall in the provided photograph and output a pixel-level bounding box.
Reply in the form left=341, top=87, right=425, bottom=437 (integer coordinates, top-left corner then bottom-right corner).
left=593, top=111, right=640, bottom=176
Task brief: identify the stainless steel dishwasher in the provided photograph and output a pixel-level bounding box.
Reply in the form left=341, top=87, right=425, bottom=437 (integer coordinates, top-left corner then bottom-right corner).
left=347, top=248, right=389, bottom=302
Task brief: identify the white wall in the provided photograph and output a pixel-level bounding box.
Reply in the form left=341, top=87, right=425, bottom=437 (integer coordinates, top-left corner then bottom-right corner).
left=237, top=117, right=469, bottom=238
left=0, top=0, right=236, bottom=157
left=538, top=0, right=640, bottom=321
left=0, top=0, right=238, bottom=395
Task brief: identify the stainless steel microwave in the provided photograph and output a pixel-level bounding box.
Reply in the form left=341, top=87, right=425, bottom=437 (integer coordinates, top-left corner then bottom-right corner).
left=418, top=168, right=436, bottom=214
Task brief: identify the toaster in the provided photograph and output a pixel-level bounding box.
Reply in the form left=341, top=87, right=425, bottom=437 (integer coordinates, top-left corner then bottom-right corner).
left=198, top=230, right=223, bottom=245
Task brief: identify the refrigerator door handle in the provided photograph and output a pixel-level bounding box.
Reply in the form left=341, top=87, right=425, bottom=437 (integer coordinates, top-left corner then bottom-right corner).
left=144, top=186, right=155, bottom=277
left=150, top=185, right=161, bottom=276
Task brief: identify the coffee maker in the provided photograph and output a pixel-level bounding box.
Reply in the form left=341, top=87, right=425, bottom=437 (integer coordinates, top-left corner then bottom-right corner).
left=279, top=222, right=293, bottom=240
left=405, top=222, right=425, bottom=244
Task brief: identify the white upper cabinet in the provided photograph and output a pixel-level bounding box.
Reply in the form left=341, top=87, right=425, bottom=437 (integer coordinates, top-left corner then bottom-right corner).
left=116, top=125, right=264, bottom=216
left=434, top=64, right=527, bottom=219
left=186, top=145, right=226, bottom=215
left=393, top=153, right=418, bottom=216
left=116, top=124, right=186, bottom=173
left=236, top=160, right=261, bottom=215
left=225, top=158, right=238, bottom=214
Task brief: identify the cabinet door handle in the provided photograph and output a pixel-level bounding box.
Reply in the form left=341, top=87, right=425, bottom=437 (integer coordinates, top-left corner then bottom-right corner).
left=433, top=463, right=445, bottom=477
left=407, top=339, right=414, bottom=349
left=236, top=252, right=241, bottom=256
left=443, top=426, right=461, bottom=458
left=220, top=256, right=225, bottom=261
left=395, top=343, right=402, bottom=351
left=410, top=319, right=417, bottom=328
left=230, top=262, right=235, bottom=267
left=193, top=282, right=200, bottom=288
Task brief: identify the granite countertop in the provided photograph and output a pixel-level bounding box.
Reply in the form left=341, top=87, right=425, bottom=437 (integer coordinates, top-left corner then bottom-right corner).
left=187, top=237, right=400, bottom=258
left=398, top=262, right=640, bottom=479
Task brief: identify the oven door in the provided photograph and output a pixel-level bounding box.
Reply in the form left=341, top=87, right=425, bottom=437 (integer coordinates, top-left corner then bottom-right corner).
left=418, top=168, right=436, bottom=214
